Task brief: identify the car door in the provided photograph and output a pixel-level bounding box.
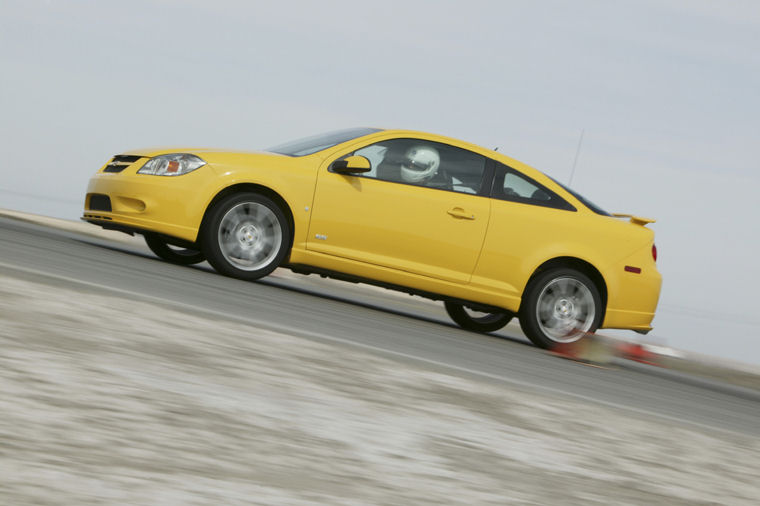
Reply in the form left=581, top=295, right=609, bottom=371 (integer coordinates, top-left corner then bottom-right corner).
left=472, top=163, right=579, bottom=299
left=306, top=137, right=492, bottom=284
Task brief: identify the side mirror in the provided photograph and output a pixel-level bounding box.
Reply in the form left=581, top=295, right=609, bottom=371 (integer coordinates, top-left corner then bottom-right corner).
left=331, top=155, right=371, bottom=175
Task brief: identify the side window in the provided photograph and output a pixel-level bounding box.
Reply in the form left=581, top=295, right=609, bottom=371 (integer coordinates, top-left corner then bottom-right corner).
left=503, top=172, right=548, bottom=200
left=493, top=164, right=576, bottom=211
left=348, top=138, right=487, bottom=195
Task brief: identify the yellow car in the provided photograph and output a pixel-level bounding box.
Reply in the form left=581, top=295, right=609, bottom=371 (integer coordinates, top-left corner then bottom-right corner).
left=83, top=128, right=661, bottom=348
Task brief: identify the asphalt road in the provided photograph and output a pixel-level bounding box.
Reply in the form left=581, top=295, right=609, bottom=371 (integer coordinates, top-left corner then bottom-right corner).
left=2, top=216, right=758, bottom=437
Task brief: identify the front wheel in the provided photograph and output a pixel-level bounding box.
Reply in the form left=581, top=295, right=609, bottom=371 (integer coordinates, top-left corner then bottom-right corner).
left=201, top=192, right=291, bottom=280
left=519, top=268, right=602, bottom=349
left=444, top=301, right=513, bottom=333
left=144, top=233, right=205, bottom=265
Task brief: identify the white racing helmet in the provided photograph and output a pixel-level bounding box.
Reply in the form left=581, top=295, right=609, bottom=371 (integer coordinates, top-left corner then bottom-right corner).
left=400, top=145, right=440, bottom=183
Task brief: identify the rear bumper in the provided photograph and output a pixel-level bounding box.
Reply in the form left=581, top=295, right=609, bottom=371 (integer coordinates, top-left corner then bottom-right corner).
left=602, top=266, right=662, bottom=331
left=602, top=308, right=655, bottom=332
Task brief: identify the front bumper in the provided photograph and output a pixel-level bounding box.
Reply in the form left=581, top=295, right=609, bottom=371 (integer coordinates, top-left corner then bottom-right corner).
left=82, top=160, right=218, bottom=243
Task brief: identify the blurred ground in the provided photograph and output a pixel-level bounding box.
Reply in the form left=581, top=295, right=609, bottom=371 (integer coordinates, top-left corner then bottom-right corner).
left=1, top=273, right=759, bottom=505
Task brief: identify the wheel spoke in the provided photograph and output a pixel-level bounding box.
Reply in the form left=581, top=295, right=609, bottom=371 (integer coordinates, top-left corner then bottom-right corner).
left=538, top=297, right=554, bottom=316
left=556, top=278, right=570, bottom=297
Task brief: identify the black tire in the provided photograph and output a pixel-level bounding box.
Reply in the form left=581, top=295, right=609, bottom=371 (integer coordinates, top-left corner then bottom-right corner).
left=444, top=301, right=513, bottom=333
left=144, top=233, right=205, bottom=265
left=201, top=192, right=291, bottom=281
left=519, top=268, right=602, bottom=349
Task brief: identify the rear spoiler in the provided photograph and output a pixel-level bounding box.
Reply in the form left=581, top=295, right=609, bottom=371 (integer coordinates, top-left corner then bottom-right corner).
left=612, top=213, right=656, bottom=226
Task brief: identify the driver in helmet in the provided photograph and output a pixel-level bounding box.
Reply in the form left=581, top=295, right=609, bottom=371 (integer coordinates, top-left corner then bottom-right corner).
left=399, top=145, right=440, bottom=184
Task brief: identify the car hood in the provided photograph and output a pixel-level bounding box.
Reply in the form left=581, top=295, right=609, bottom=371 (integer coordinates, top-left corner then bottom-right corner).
left=119, top=147, right=287, bottom=159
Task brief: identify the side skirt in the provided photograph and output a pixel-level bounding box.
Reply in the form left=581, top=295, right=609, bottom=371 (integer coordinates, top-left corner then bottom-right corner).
left=286, top=263, right=506, bottom=314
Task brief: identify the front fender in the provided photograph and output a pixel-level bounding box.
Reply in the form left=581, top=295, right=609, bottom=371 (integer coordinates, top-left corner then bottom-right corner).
left=201, top=160, right=320, bottom=249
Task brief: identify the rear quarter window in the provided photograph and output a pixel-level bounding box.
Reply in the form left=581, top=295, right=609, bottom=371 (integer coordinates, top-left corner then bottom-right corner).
left=492, top=164, right=576, bottom=211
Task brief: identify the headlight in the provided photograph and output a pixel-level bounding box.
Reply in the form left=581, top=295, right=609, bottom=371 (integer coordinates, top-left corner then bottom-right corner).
left=137, top=154, right=206, bottom=176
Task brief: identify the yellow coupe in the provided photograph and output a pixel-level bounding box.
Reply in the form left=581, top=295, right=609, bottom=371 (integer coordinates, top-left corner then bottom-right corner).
left=83, top=128, right=661, bottom=348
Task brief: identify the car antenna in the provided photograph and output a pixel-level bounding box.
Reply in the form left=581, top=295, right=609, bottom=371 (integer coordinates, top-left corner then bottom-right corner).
left=568, top=129, right=584, bottom=186
left=494, top=147, right=499, bottom=151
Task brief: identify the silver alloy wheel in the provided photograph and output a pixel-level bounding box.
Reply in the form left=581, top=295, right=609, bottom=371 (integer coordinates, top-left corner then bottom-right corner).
left=166, top=244, right=201, bottom=256
left=217, top=202, right=282, bottom=271
left=535, top=276, right=595, bottom=343
left=462, top=308, right=508, bottom=325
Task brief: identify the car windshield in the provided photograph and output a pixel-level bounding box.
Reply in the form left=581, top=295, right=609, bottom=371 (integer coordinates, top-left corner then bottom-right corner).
left=266, top=127, right=382, bottom=157
left=548, top=176, right=610, bottom=216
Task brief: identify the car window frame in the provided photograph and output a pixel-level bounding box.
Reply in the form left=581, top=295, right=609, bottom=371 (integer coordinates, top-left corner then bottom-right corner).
left=491, top=162, right=577, bottom=212
left=328, top=137, right=496, bottom=198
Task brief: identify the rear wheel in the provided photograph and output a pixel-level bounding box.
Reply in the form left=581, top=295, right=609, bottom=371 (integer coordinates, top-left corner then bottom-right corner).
left=519, top=268, right=602, bottom=349
left=144, top=233, right=205, bottom=265
left=444, top=301, right=513, bottom=333
left=201, top=192, right=291, bottom=280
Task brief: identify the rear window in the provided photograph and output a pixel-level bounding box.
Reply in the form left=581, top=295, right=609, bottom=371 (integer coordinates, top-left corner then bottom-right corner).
left=549, top=176, right=610, bottom=216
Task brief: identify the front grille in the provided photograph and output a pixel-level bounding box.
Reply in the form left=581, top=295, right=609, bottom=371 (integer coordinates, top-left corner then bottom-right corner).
left=103, top=154, right=143, bottom=173
left=89, top=194, right=112, bottom=212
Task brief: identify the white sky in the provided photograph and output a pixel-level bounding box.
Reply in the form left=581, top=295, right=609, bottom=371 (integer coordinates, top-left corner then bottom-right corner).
left=1, top=0, right=759, bottom=364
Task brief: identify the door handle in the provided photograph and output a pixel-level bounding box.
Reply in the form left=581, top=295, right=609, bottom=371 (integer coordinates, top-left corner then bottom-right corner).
left=447, top=207, right=475, bottom=220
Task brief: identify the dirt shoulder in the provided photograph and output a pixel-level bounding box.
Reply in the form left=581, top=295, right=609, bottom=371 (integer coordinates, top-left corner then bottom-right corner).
left=1, top=272, right=759, bottom=504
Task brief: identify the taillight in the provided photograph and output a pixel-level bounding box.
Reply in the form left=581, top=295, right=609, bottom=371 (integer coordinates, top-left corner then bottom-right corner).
left=652, top=244, right=658, bottom=262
